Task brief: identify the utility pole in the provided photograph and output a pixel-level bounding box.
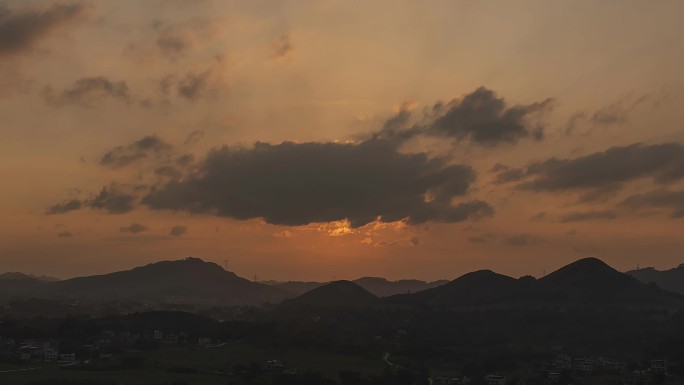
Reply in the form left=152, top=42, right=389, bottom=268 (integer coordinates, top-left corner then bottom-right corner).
left=223, top=259, right=229, bottom=271
left=253, top=274, right=258, bottom=283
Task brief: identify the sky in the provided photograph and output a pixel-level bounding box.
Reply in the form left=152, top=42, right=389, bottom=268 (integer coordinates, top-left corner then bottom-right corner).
left=1, top=0, right=684, bottom=281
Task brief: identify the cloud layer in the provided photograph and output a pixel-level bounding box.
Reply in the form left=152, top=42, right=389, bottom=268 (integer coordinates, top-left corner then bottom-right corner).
left=142, top=139, right=492, bottom=227
left=0, top=2, right=86, bottom=58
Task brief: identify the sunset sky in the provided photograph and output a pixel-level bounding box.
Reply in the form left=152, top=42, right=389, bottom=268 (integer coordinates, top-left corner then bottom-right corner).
left=2, top=0, right=684, bottom=281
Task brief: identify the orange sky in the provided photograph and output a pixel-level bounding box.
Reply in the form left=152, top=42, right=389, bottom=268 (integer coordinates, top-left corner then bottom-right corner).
left=1, top=0, right=684, bottom=281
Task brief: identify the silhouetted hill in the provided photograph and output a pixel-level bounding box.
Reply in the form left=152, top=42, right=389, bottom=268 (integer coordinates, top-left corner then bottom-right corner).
left=353, top=277, right=448, bottom=297
left=264, top=277, right=448, bottom=297
left=535, top=257, right=667, bottom=303
left=42, top=258, right=287, bottom=306
left=265, top=281, right=325, bottom=296
left=284, top=280, right=378, bottom=307
left=386, top=258, right=682, bottom=308
left=388, top=270, right=525, bottom=306
left=0, top=273, right=50, bottom=300
left=0, top=272, right=59, bottom=281
left=627, top=263, right=684, bottom=295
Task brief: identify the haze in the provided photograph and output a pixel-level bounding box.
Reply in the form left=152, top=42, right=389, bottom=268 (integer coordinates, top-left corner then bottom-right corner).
left=1, top=0, right=684, bottom=281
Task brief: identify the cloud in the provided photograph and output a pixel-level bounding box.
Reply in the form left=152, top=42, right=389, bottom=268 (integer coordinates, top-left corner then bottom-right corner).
left=184, top=130, right=204, bottom=144
left=120, top=223, right=148, bottom=234
left=161, top=70, right=213, bottom=101
left=619, top=189, right=684, bottom=219
left=272, top=33, right=293, bottom=59
left=378, top=87, right=553, bottom=146
left=559, top=210, right=618, bottom=223
left=57, top=230, right=72, bottom=238
left=157, top=31, right=191, bottom=57
left=142, top=139, right=492, bottom=227
left=505, top=234, right=534, bottom=246
left=46, top=199, right=82, bottom=214
left=0, top=2, right=87, bottom=58
left=169, top=225, right=187, bottom=236
left=89, top=186, right=136, bottom=214
left=100, top=136, right=173, bottom=168
left=44, top=76, right=131, bottom=107
left=495, top=143, right=684, bottom=198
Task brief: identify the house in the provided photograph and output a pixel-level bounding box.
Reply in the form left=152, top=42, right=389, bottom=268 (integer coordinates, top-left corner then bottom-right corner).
left=553, top=354, right=572, bottom=370
left=573, top=358, right=594, bottom=373
left=43, top=348, right=58, bottom=362
left=153, top=330, right=163, bottom=340
left=485, top=374, right=506, bottom=385
left=59, top=353, right=76, bottom=363
left=163, top=333, right=179, bottom=345
left=198, top=337, right=212, bottom=347
left=650, top=359, right=667, bottom=374
left=265, top=360, right=287, bottom=373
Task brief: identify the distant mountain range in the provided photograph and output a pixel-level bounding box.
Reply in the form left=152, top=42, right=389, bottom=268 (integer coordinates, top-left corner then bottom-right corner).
left=627, top=263, right=684, bottom=295
left=386, top=258, right=683, bottom=308
left=1, top=257, right=682, bottom=309
left=262, top=277, right=448, bottom=297
left=0, top=258, right=287, bottom=306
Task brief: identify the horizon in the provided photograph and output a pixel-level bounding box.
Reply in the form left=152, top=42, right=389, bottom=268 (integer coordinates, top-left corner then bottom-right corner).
left=2, top=255, right=680, bottom=283
left=1, top=1, right=684, bottom=282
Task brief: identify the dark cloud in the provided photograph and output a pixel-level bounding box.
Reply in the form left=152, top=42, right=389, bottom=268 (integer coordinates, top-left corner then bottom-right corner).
left=89, top=187, right=136, bottom=214
left=492, top=166, right=525, bottom=184
left=157, top=32, right=191, bottom=57
left=175, top=154, right=195, bottom=166
left=169, top=225, right=187, bottom=236
left=272, top=33, right=293, bottom=59
left=142, top=139, right=492, bottom=227
left=120, top=223, right=148, bottom=234
left=46, top=199, right=82, bottom=214
left=47, top=185, right=141, bottom=215
left=0, top=2, right=86, bottom=57
left=184, top=130, right=204, bottom=144
left=559, top=210, right=618, bottom=223
left=379, top=87, right=552, bottom=146
left=100, top=136, right=173, bottom=168
left=619, top=189, right=684, bottom=219
left=57, top=230, right=72, bottom=238
left=154, top=165, right=182, bottom=178
left=495, top=143, right=684, bottom=198
left=161, top=70, right=212, bottom=101
left=590, top=103, right=628, bottom=126
left=44, top=76, right=131, bottom=107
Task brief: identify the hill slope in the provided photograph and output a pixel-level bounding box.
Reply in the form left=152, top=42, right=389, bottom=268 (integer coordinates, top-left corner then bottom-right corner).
left=284, top=280, right=378, bottom=307
left=627, top=264, right=684, bottom=295
left=42, top=258, right=287, bottom=306
left=386, top=258, right=682, bottom=308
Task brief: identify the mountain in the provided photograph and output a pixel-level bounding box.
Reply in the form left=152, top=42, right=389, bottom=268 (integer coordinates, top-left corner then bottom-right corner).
left=388, top=270, right=526, bottom=306
left=40, top=258, right=288, bottom=306
left=353, top=277, right=448, bottom=297
left=627, top=264, right=684, bottom=295
left=0, top=272, right=59, bottom=282
left=264, top=281, right=326, bottom=296
left=283, top=280, right=378, bottom=307
left=264, top=277, right=448, bottom=297
left=386, top=258, right=682, bottom=308
left=0, top=273, right=49, bottom=301
left=535, top=257, right=669, bottom=303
